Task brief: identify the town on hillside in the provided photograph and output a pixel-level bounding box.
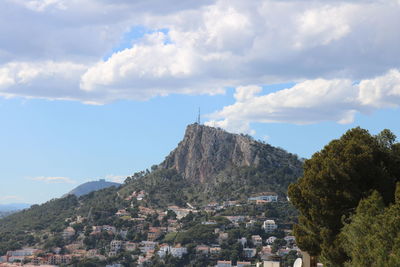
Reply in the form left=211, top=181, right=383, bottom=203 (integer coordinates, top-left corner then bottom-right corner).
left=0, top=191, right=318, bottom=267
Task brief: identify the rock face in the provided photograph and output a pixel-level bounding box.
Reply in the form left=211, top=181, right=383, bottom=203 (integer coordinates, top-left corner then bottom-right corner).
left=161, top=124, right=262, bottom=183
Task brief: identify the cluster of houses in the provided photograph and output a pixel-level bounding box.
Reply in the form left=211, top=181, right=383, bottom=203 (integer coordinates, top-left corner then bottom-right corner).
left=0, top=191, right=311, bottom=266
left=125, top=190, right=146, bottom=201
left=0, top=248, right=90, bottom=266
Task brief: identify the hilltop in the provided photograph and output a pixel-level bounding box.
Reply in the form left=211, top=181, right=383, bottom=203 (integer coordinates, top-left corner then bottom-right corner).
left=65, top=179, right=121, bottom=197
left=0, top=203, right=31, bottom=219
left=122, top=123, right=303, bottom=205
left=161, top=124, right=264, bottom=184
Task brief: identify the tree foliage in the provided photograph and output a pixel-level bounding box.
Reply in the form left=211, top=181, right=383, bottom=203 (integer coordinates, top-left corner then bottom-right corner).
left=288, top=127, right=400, bottom=266
left=340, top=187, right=400, bottom=267
left=0, top=195, right=79, bottom=254
left=120, top=143, right=303, bottom=208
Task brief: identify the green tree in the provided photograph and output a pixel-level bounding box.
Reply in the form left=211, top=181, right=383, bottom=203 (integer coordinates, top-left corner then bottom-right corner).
left=288, top=128, right=400, bottom=266
left=340, top=185, right=400, bottom=267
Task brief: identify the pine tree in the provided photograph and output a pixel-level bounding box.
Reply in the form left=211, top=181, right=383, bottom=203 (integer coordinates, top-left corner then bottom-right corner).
left=288, top=128, right=400, bottom=266
left=341, top=185, right=400, bottom=267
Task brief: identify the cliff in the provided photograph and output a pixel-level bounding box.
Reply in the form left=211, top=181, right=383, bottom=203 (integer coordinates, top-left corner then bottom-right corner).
left=161, top=124, right=262, bottom=183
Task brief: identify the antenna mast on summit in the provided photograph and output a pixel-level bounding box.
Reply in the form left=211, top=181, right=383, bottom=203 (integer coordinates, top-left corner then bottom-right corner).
left=197, top=107, right=201, bottom=124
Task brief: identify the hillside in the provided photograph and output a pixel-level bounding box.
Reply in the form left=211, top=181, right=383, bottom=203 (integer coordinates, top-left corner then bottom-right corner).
left=0, top=211, right=13, bottom=219
left=122, top=124, right=303, bottom=205
left=0, top=203, right=31, bottom=219
left=65, top=179, right=121, bottom=197
left=0, top=187, right=123, bottom=255
left=0, top=124, right=303, bottom=255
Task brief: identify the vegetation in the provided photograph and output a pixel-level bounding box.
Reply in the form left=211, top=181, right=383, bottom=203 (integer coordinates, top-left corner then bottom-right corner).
left=0, top=124, right=304, bottom=264
left=340, top=187, right=400, bottom=267
left=288, top=128, right=400, bottom=266
left=77, top=187, right=124, bottom=225
left=0, top=186, right=124, bottom=255
left=0, top=211, right=15, bottom=219
left=0, top=195, right=79, bottom=254
left=121, top=145, right=302, bottom=208
left=121, top=169, right=190, bottom=207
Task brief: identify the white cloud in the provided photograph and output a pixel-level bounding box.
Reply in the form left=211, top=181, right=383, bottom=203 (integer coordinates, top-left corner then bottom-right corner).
left=79, top=32, right=223, bottom=101
left=0, top=195, right=23, bottom=201
left=293, top=4, right=352, bottom=49
left=0, top=61, right=90, bottom=101
left=206, top=118, right=255, bottom=135
left=11, top=0, right=67, bottom=12
left=28, top=176, right=76, bottom=184
left=206, top=69, right=400, bottom=134
left=0, top=0, right=398, bottom=107
left=234, top=86, right=262, bottom=102
left=105, top=174, right=126, bottom=183
left=358, top=69, right=400, bottom=108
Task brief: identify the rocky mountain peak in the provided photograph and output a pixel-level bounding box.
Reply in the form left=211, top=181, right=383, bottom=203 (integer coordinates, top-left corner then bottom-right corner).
left=161, top=123, right=261, bottom=183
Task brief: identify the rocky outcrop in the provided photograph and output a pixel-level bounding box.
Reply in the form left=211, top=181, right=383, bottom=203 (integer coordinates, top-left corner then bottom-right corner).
left=161, top=124, right=262, bottom=183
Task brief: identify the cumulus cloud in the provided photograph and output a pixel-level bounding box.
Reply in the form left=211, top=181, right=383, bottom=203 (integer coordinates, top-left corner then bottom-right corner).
left=0, top=0, right=399, bottom=109
left=80, top=32, right=226, bottom=101
left=105, top=174, right=127, bottom=183
left=0, top=61, right=91, bottom=101
left=358, top=69, right=400, bottom=108
left=28, top=176, right=76, bottom=184
left=206, top=69, right=400, bottom=134
left=11, top=0, right=67, bottom=12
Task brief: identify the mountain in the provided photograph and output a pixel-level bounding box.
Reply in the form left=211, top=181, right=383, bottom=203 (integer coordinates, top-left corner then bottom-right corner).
left=0, top=203, right=31, bottom=219
left=161, top=124, right=262, bottom=183
left=0, top=124, right=303, bottom=254
left=0, top=211, right=15, bottom=219
left=65, top=179, right=121, bottom=197
left=122, top=123, right=303, bottom=205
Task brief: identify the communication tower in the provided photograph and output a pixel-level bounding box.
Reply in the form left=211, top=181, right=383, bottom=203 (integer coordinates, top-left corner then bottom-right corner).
left=197, top=107, right=201, bottom=124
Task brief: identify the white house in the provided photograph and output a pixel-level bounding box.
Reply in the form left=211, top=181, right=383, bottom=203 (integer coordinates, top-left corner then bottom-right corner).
left=262, top=220, right=278, bottom=233
left=217, top=260, right=232, bottom=267
left=248, top=192, right=278, bottom=202
left=252, top=235, right=263, bottom=246
left=243, top=248, right=257, bottom=258
left=238, top=237, right=247, bottom=247
left=284, top=235, right=296, bottom=244
left=110, top=240, right=123, bottom=251
left=62, top=227, right=76, bottom=240
left=266, top=236, right=277, bottom=244
left=157, top=244, right=171, bottom=258
left=263, top=261, right=280, bottom=267
left=171, top=246, right=187, bottom=258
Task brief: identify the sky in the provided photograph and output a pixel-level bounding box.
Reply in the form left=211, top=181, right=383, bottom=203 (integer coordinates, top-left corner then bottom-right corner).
left=0, top=0, right=399, bottom=205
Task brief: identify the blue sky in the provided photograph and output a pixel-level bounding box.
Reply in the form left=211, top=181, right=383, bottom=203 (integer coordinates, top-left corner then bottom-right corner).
left=0, top=0, right=399, bottom=204
left=1, top=92, right=398, bottom=205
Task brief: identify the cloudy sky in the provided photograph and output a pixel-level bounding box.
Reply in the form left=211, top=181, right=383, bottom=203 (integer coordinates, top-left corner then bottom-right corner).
left=1, top=0, right=399, bottom=204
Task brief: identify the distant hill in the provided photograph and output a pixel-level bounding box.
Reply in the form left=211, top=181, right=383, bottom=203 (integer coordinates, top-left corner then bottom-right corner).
left=0, top=203, right=31, bottom=212
left=65, top=179, right=121, bottom=197
left=0, top=211, right=13, bottom=219
left=0, top=203, right=31, bottom=219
